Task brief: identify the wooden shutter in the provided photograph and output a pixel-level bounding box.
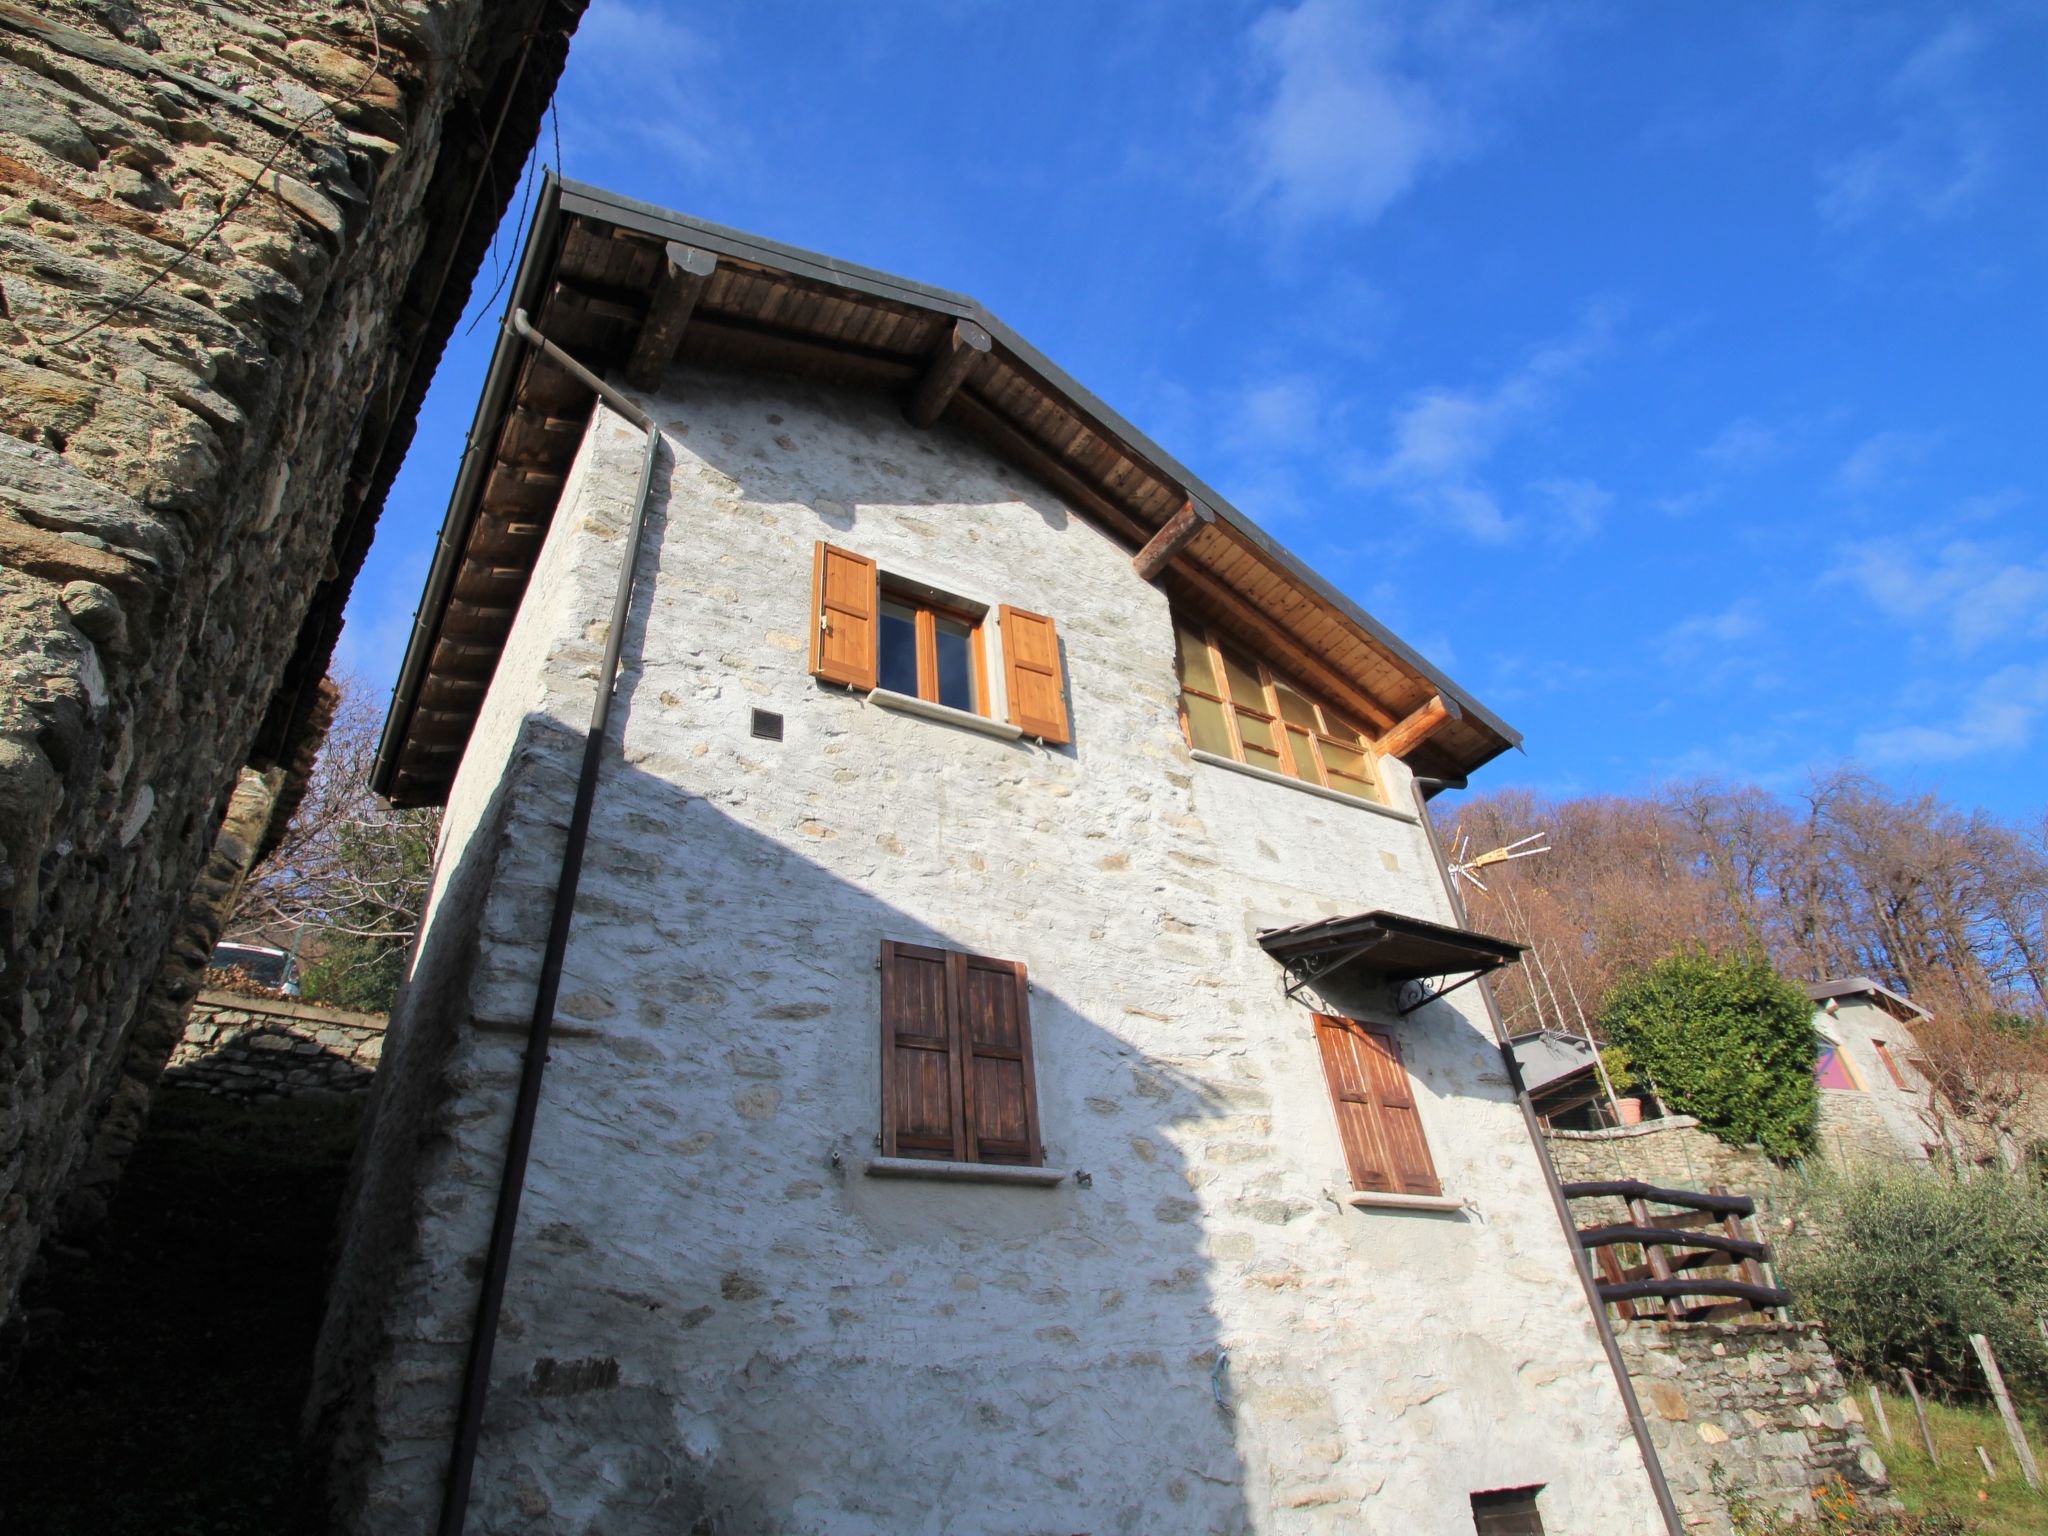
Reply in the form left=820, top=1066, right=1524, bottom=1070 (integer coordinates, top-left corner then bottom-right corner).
left=954, top=952, right=1042, bottom=1166
left=811, top=541, right=879, bottom=690
left=998, top=604, right=1070, bottom=744
left=879, top=940, right=963, bottom=1160
left=1314, top=1016, right=1441, bottom=1196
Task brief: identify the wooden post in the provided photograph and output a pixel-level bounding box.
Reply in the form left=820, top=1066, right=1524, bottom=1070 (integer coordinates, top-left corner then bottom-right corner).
left=1867, top=1384, right=1892, bottom=1445
left=1899, top=1368, right=1938, bottom=1467
left=1970, top=1332, right=2043, bottom=1491
left=1977, top=1445, right=1997, bottom=1480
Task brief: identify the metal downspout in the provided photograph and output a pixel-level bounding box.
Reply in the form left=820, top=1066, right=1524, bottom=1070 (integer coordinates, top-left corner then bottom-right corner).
left=436, top=310, right=663, bottom=1536
left=1409, top=776, right=1684, bottom=1536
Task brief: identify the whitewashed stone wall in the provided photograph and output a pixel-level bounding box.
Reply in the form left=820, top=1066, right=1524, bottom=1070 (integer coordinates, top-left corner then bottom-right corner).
left=317, top=373, right=1667, bottom=1534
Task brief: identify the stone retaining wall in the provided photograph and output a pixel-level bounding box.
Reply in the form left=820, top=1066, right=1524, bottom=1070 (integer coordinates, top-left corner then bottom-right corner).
left=0, top=0, right=581, bottom=1321
left=163, top=989, right=383, bottom=1100
left=1619, top=1320, right=1893, bottom=1532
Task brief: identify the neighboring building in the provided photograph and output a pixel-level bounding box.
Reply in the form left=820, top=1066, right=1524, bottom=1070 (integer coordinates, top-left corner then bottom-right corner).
left=1805, top=977, right=1938, bottom=1165
left=312, top=179, right=1670, bottom=1534
left=0, top=0, right=583, bottom=1322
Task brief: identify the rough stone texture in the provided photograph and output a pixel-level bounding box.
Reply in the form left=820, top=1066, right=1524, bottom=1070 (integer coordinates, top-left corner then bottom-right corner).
left=0, top=0, right=579, bottom=1323
left=1617, top=1320, right=1894, bottom=1532
left=1811, top=995, right=1940, bottom=1164
left=164, top=988, right=383, bottom=1099
left=314, top=377, right=1668, bottom=1534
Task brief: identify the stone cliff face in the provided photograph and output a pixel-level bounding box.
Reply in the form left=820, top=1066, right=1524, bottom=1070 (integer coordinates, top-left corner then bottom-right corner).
left=0, top=0, right=583, bottom=1322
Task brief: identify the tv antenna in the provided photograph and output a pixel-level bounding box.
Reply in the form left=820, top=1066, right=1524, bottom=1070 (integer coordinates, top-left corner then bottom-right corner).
left=1447, top=829, right=1549, bottom=892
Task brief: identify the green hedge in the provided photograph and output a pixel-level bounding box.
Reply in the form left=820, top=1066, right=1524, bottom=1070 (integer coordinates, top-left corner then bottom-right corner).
left=1599, top=947, right=1817, bottom=1157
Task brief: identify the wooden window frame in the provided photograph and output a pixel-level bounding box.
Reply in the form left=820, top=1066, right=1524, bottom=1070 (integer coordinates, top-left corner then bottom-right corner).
left=1872, top=1039, right=1910, bottom=1091
left=879, top=940, right=1044, bottom=1168
left=1173, top=619, right=1384, bottom=803
left=1314, top=1014, right=1442, bottom=1197
left=879, top=586, right=991, bottom=718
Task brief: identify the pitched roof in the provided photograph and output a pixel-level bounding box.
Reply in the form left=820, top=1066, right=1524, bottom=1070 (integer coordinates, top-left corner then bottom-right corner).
left=1803, top=976, right=1930, bottom=1023
left=372, top=175, right=1522, bottom=805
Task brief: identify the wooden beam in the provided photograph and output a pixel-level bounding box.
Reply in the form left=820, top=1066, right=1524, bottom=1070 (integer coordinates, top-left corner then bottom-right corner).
left=905, top=318, right=992, bottom=427
left=683, top=314, right=920, bottom=390
left=1376, top=693, right=1457, bottom=759
left=1131, top=498, right=1213, bottom=583
left=1165, top=558, right=1398, bottom=734
left=947, top=393, right=1150, bottom=548
left=623, top=241, right=717, bottom=390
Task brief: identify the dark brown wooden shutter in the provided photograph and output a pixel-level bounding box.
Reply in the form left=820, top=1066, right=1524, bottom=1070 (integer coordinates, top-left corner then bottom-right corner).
left=1359, top=1024, right=1441, bottom=1196
left=879, top=940, right=963, bottom=1160
left=998, top=604, right=1070, bottom=744
left=953, top=951, right=1041, bottom=1166
left=1315, top=1016, right=1441, bottom=1196
left=1316, top=1016, right=1397, bottom=1192
left=811, top=541, right=878, bottom=690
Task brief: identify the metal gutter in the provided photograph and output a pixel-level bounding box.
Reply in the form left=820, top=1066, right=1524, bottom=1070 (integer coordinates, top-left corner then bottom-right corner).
left=434, top=309, right=662, bottom=1535
left=1408, top=775, right=1685, bottom=1536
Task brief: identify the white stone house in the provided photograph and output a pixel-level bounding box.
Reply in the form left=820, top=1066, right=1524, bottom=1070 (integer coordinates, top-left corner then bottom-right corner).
left=1805, top=977, right=1939, bottom=1164
left=312, top=179, right=1675, bottom=1536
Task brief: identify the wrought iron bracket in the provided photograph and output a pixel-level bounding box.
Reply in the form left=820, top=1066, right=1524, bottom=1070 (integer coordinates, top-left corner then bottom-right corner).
left=1395, top=968, right=1487, bottom=1016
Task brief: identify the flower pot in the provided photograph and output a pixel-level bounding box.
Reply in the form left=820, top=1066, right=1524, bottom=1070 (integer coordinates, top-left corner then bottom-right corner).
left=1616, top=1098, right=1644, bottom=1127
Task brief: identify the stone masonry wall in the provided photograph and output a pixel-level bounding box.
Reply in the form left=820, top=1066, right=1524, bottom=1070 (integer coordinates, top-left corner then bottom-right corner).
left=315, top=380, right=1668, bottom=1534
left=164, top=988, right=383, bottom=1099
left=0, top=1, right=578, bottom=1322
left=1619, top=1320, right=1893, bottom=1533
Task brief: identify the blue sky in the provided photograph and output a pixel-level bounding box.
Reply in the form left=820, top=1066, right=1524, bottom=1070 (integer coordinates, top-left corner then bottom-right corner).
left=341, top=1, right=2048, bottom=819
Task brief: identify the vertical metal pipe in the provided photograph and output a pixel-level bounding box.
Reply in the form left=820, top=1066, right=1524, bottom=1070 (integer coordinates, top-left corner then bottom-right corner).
left=436, top=312, right=662, bottom=1536
left=1409, top=777, right=1685, bottom=1536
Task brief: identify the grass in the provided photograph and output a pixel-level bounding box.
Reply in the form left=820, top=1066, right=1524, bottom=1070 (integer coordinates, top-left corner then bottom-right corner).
left=1861, top=1380, right=2048, bottom=1536
left=0, top=1090, right=364, bottom=1535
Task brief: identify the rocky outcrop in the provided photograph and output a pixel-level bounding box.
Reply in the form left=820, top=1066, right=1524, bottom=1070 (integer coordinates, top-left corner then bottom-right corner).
left=0, top=0, right=583, bottom=1322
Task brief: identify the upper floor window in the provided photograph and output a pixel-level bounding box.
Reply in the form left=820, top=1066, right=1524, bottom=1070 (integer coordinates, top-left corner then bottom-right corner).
left=810, top=540, right=1071, bottom=742
left=1174, top=621, right=1381, bottom=802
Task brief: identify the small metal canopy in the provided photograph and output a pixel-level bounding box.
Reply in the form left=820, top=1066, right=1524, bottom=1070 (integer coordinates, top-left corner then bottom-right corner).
left=1257, top=910, right=1525, bottom=1013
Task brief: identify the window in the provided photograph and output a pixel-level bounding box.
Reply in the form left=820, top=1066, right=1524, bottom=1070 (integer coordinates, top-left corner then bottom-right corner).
left=1174, top=621, right=1380, bottom=802
left=879, top=592, right=987, bottom=713
left=1314, top=1014, right=1440, bottom=1196
left=1814, top=1039, right=1862, bottom=1091
left=879, top=940, right=1042, bottom=1166
left=1470, top=1487, right=1545, bottom=1535
left=810, top=541, right=1071, bottom=742
left=1873, top=1040, right=1909, bottom=1090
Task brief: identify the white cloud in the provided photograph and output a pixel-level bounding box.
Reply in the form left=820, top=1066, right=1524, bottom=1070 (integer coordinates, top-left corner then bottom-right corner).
left=1227, top=374, right=1324, bottom=456
left=1239, top=0, right=1539, bottom=227
left=557, top=2, right=725, bottom=175
left=1827, top=534, right=2048, bottom=653
left=1834, top=428, right=1940, bottom=496
left=1660, top=599, right=1763, bottom=663
left=1356, top=305, right=1615, bottom=542
left=1530, top=476, right=1611, bottom=541
left=1857, top=662, right=2048, bottom=765
left=1700, top=415, right=1785, bottom=470
left=1818, top=18, right=1997, bottom=227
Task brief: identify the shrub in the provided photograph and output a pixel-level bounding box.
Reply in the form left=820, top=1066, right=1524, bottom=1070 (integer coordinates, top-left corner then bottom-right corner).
left=1776, top=1163, right=2048, bottom=1399
left=1599, top=947, right=1817, bottom=1156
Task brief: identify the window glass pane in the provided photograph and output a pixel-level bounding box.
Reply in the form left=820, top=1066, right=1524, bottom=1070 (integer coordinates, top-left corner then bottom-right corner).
left=934, top=616, right=976, bottom=712
left=1320, top=739, right=1368, bottom=781
left=1320, top=709, right=1365, bottom=744
left=1814, top=1047, right=1859, bottom=1092
left=1235, top=709, right=1280, bottom=764
left=1220, top=648, right=1266, bottom=710
left=878, top=599, right=919, bottom=696
left=1182, top=691, right=1233, bottom=755
left=1280, top=725, right=1318, bottom=782
left=1273, top=681, right=1318, bottom=730
left=1176, top=626, right=1217, bottom=693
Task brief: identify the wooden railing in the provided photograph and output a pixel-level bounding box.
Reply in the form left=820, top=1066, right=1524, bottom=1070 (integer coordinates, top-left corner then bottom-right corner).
left=1561, top=1178, right=1792, bottom=1322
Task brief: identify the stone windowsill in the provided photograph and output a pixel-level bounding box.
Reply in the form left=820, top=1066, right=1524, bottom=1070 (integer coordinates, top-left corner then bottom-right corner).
left=867, top=689, right=1024, bottom=741
left=864, top=1156, right=1068, bottom=1187
left=1344, top=1189, right=1469, bottom=1213
left=1190, top=750, right=1417, bottom=822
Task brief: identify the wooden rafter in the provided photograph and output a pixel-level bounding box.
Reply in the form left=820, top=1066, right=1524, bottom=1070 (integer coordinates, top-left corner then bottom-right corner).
left=623, top=241, right=718, bottom=390
left=1376, top=693, right=1457, bottom=759
left=1131, top=498, right=1212, bottom=584
left=904, top=318, right=992, bottom=427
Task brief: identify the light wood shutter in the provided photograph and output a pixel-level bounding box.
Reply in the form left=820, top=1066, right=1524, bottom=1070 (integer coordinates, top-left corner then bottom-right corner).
left=955, top=952, right=1042, bottom=1166
left=880, top=940, right=963, bottom=1160
left=998, top=604, right=1070, bottom=744
left=811, top=541, right=879, bottom=690
left=1315, top=1015, right=1441, bottom=1196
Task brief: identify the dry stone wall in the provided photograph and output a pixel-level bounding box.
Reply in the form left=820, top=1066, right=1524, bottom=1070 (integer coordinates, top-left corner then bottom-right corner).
left=165, top=989, right=383, bottom=1098
left=1618, top=1320, right=1894, bottom=1532
left=0, top=1, right=580, bottom=1322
